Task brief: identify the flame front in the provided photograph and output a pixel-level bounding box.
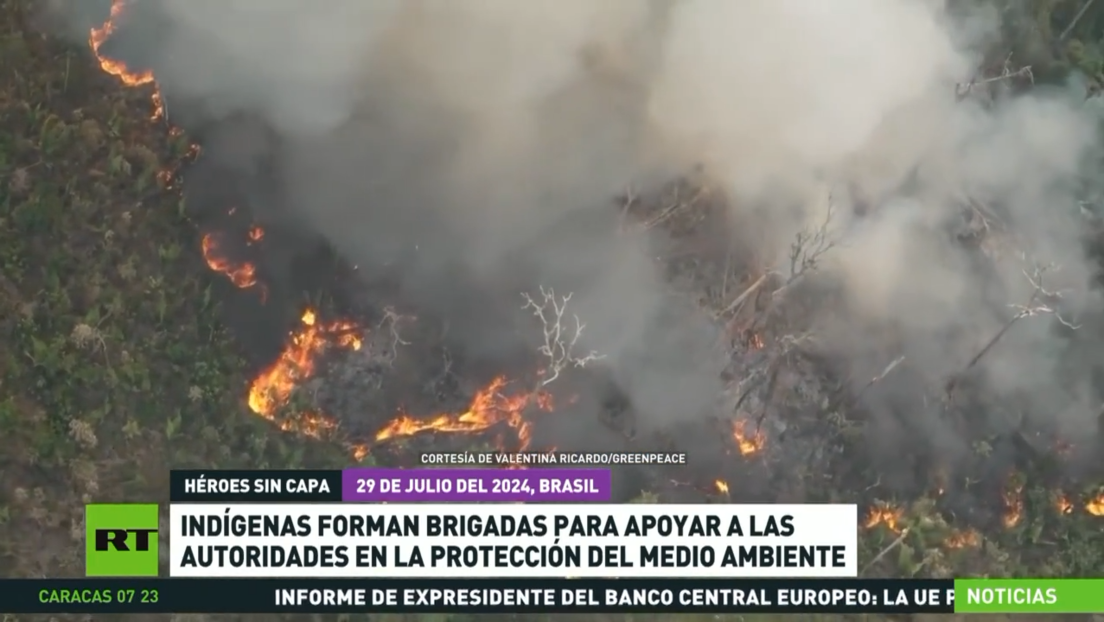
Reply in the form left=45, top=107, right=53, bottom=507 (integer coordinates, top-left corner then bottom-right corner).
left=863, top=502, right=903, bottom=533
left=89, top=0, right=154, bottom=86
left=202, top=231, right=260, bottom=290
left=1002, top=481, right=1024, bottom=528
left=715, top=480, right=730, bottom=495
left=375, top=376, right=553, bottom=452
left=248, top=310, right=363, bottom=434
left=732, top=420, right=766, bottom=456
left=88, top=0, right=374, bottom=456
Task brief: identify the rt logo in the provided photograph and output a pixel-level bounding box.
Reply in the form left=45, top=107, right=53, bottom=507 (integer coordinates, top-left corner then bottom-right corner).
left=85, top=504, right=159, bottom=577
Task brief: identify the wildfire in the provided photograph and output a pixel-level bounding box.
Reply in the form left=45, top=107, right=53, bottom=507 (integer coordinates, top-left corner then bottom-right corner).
left=88, top=0, right=378, bottom=459
left=89, top=0, right=155, bottom=86
left=248, top=309, right=363, bottom=424
left=374, top=376, right=553, bottom=452
left=150, top=90, right=165, bottom=121
left=715, top=480, right=730, bottom=495
left=1002, top=482, right=1024, bottom=528
left=731, top=420, right=766, bottom=456
left=288, top=412, right=338, bottom=437
left=863, top=502, right=903, bottom=533
left=1055, top=493, right=1074, bottom=515
left=202, top=231, right=260, bottom=289
left=943, top=529, right=980, bottom=549
left=1088, top=493, right=1104, bottom=516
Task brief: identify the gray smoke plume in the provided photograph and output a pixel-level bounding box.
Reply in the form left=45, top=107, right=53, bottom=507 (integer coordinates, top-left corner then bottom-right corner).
left=61, top=0, right=1104, bottom=459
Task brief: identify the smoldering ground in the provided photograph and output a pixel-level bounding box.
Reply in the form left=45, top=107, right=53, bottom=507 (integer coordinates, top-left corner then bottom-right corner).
left=56, top=0, right=1104, bottom=499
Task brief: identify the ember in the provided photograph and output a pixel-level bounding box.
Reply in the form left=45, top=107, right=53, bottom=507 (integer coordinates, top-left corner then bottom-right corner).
left=863, top=502, right=903, bottom=533
left=1002, top=480, right=1024, bottom=528
left=944, top=529, right=980, bottom=549
left=731, top=419, right=766, bottom=456
left=1055, top=492, right=1073, bottom=515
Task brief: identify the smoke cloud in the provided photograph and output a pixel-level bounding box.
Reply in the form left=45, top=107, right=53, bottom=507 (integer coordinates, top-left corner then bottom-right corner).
left=68, top=0, right=1104, bottom=462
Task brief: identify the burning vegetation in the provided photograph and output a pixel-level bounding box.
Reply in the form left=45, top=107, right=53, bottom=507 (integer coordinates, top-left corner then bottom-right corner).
left=730, top=420, right=766, bottom=457
left=88, top=0, right=152, bottom=87
left=80, top=0, right=1104, bottom=580
left=375, top=377, right=554, bottom=453
left=247, top=310, right=362, bottom=422
left=201, top=230, right=262, bottom=291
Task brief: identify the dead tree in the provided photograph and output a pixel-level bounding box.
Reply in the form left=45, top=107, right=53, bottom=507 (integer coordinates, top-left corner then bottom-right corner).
left=718, top=198, right=838, bottom=323
left=955, top=53, right=1034, bottom=102
left=521, top=286, right=604, bottom=386
left=946, top=256, right=1079, bottom=397
left=718, top=199, right=839, bottom=359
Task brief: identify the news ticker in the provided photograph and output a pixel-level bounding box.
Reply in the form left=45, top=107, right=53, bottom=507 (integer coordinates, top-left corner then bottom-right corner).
left=12, top=579, right=1104, bottom=614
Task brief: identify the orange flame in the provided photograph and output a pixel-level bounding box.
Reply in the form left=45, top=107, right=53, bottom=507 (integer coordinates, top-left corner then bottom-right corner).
left=863, top=502, right=903, bottom=533
left=89, top=0, right=155, bottom=87
left=944, top=529, right=980, bottom=549
left=1002, top=481, right=1024, bottom=528
left=715, top=480, right=730, bottom=495
left=731, top=420, right=766, bottom=456
left=1088, top=494, right=1104, bottom=516
left=202, top=232, right=260, bottom=289
left=248, top=310, right=363, bottom=429
left=88, top=2, right=376, bottom=458
left=351, top=444, right=370, bottom=462
left=375, top=376, right=553, bottom=452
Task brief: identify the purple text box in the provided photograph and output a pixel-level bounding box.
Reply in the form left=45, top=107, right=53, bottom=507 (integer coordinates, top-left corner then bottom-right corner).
left=342, top=468, right=610, bottom=502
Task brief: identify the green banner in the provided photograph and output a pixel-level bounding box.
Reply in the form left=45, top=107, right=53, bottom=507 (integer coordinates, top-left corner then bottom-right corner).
left=955, top=579, right=1104, bottom=613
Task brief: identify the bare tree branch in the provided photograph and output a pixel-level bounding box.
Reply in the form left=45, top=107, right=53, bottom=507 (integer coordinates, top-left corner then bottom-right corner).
left=371, top=306, right=412, bottom=367
left=948, top=255, right=1079, bottom=395
left=1059, top=0, right=1098, bottom=43
left=716, top=195, right=838, bottom=321
left=521, top=286, right=604, bottom=386
left=774, top=200, right=838, bottom=298
left=861, top=528, right=911, bottom=576
left=716, top=273, right=768, bottom=318
left=956, top=53, right=1033, bottom=100
left=851, top=356, right=906, bottom=406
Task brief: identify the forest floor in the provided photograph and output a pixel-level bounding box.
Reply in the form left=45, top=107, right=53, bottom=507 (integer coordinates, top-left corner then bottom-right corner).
left=0, top=0, right=1102, bottom=621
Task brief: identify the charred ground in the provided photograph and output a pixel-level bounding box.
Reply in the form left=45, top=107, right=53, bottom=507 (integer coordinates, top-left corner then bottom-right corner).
left=3, top=0, right=1104, bottom=621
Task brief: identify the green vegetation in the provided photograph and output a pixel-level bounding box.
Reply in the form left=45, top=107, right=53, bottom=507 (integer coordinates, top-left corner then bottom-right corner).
left=0, top=0, right=352, bottom=586
left=0, top=0, right=1103, bottom=621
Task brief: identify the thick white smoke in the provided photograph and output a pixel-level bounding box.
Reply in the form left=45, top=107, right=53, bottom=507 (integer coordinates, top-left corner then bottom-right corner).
left=67, top=0, right=1104, bottom=445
